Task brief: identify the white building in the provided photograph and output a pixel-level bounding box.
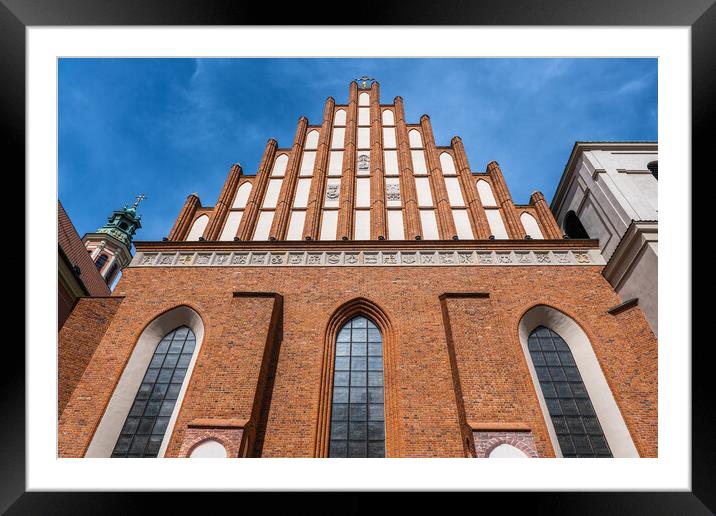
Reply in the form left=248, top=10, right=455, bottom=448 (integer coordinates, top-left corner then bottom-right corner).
left=550, top=142, right=658, bottom=335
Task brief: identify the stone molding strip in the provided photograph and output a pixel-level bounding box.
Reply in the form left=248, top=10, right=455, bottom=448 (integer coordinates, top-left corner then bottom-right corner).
left=131, top=248, right=605, bottom=268
left=607, top=297, right=639, bottom=315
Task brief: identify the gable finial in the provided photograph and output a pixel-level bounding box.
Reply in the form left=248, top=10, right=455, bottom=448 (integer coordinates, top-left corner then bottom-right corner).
left=355, top=75, right=375, bottom=89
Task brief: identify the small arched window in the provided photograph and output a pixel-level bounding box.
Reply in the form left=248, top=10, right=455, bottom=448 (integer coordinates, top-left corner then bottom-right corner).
left=489, top=443, right=529, bottom=458
left=528, top=326, right=612, bottom=458
left=112, top=325, right=196, bottom=457
left=647, top=161, right=658, bottom=180
left=95, top=254, right=109, bottom=271
left=329, top=315, right=385, bottom=458
left=564, top=211, right=590, bottom=239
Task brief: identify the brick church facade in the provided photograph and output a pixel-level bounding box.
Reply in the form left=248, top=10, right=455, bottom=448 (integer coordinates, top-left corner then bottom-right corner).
left=58, top=79, right=657, bottom=458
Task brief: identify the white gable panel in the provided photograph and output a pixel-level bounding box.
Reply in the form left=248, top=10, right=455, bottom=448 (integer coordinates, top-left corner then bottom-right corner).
left=186, top=214, right=208, bottom=241
left=415, top=177, right=433, bottom=207
left=387, top=210, right=404, bottom=240
left=286, top=211, right=306, bottom=241
left=445, top=177, right=465, bottom=206
left=419, top=210, right=439, bottom=239
left=293, top=178, right=312, bottom=208
left=262, top=179, right=283, bottom=208
left=452, top=209, right=474, bottom=239
left=477, top=179, right=498, bottom=206
left=320, top=210, right=338, bottom=240
left=253, top=211, right=274, bottom=240
left=486, top=209, right=509, bottom=239
left=328, top=151, right=343, bottom=176
left=411, top=150, right=427, bottom=174
left=521, top=212, right=544, bottom=239
left=232, top=182, right=252, bottom=208
left=219, top=211, right=243, bottom=241
left=382, top=109, right=394, bottom=125
left=354, top=210, right=371, bottom=240
left=300, top=151, right=316, bottom=176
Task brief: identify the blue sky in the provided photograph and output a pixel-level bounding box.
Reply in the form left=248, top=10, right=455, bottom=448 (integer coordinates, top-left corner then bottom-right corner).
left=59, top=58, right=657, bottom=242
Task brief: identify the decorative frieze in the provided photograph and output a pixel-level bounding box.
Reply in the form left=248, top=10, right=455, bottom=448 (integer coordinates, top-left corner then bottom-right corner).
left=131, top=248, right=604, bottom=268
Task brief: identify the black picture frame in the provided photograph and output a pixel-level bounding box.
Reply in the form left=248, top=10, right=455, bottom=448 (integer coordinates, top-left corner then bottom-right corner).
left=6, top=0, right=707, bottom=511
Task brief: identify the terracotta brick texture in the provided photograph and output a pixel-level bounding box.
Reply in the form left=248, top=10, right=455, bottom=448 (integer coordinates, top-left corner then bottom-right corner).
left=58, top=296, right=124, bottom=418
left=58, top=263, right=657, bottom=457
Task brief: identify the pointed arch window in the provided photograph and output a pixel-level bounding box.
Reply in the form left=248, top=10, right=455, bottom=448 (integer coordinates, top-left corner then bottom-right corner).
left=329, top=315, right=385, bottom=457
left=528, top=326, right=612, bottom=458
left=112, top=325, right=196, bottom=457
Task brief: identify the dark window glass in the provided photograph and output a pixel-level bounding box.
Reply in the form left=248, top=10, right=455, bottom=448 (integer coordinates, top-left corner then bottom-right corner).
left=95, top=254, right=109, bottom=271
left=329, top=316, right=386, bottom=458
left=112, top=326, right=195, bottom=458
left=528, top=326, right=612, bottom=458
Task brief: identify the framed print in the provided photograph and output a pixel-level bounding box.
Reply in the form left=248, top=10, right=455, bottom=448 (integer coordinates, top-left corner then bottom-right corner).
left=7, top=0, right=709, bottom=511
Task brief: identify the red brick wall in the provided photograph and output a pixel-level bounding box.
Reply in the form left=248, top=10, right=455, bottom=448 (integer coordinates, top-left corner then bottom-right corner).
left=58, top=264, right=657, bottom=457
left=58, top=296, right=124, bottom=418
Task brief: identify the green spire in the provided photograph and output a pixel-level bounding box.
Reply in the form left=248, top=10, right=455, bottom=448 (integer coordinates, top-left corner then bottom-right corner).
left=96, top=195, right=144, bottom=246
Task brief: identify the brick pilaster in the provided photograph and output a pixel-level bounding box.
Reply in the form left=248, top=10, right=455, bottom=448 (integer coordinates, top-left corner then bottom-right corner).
left=303, top=97, right=335, bottom=240
left=270, top=117, right=308, bottom=240
left=487, top=161, right=526, bottom=239
left=337, top=81, right=358, bottom=240
left=204, top=163, right=243, bottom=241
left=370, top=82, right=387, bottom=239
left=530, top=190, right=563, bottom=239
left=420, top=115, right=457, bottom=240
left=237, top=138, right=277, bottom=240
left=394, top=98, right=422, bottom=239
left=168, top=193, right=201, bottom=241
left=451, top=136, right=491, bottom=239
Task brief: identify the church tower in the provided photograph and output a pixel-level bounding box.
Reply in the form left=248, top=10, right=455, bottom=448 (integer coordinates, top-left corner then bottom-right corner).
left=83, top=195, right=144, bottom=286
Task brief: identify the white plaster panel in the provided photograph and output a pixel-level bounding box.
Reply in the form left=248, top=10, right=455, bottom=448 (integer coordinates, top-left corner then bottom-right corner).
left=328, top=151, right=343, bottom=176
left=271, top=154, right=288, bottom=177
left=489, top=444, right=529, bottom=458
left=384, top=150, right=399, bottom=175
left=334, top=109, right=346, bottom=126
left=415, top=177, right=433, bottom=206
left=357, top=127, right=370, bottom=149
left=286, top=211, right=306, bottom=241
left=477, top=179, right=498, bottom=207
left=520, top=212, right=544, bottom=239
left=411, top=150, right=428, bottom=174
left=440, top=152, right=457, bottom=176
left=485, top=209, right=508, bottom=239
left=409, top=129, right=423, bottom=148
left=358, top=92, right=370, bottom=106
left=420, top=209, right=439, bottom=239
left=232, top=182, right=252, bottom=209
left=356, top=178, right=371, bottom=208
left=452, top=209, right=474, bottom=239
left=331, top=128, right=345, bottom=149
left=383, top=127, right=396, bottom=148
left=358, top=107, right=370, bottom=126
left=219, top=211, right=243, bottom=241
left=387, top=210, right=404, bottom=240
left=189, top=440, right=228, bottom=458
left=293, top=178, right=312, bottom=208
left=262, top=179, right=283, bottom=209
left=320, top=210, right=338, bottom=240
left=186, top=214, right=208, bottom=241
left=304, top=130, right=319, bottom=150
left=382, top=109, right=394, bottom=125
left=253, top=211, right=274, bottom=240
left=354, top=210, right=371, bottom=240
left=445, top=177, right=465, bottom=206
left=299, top=151, right=316, bottom=176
